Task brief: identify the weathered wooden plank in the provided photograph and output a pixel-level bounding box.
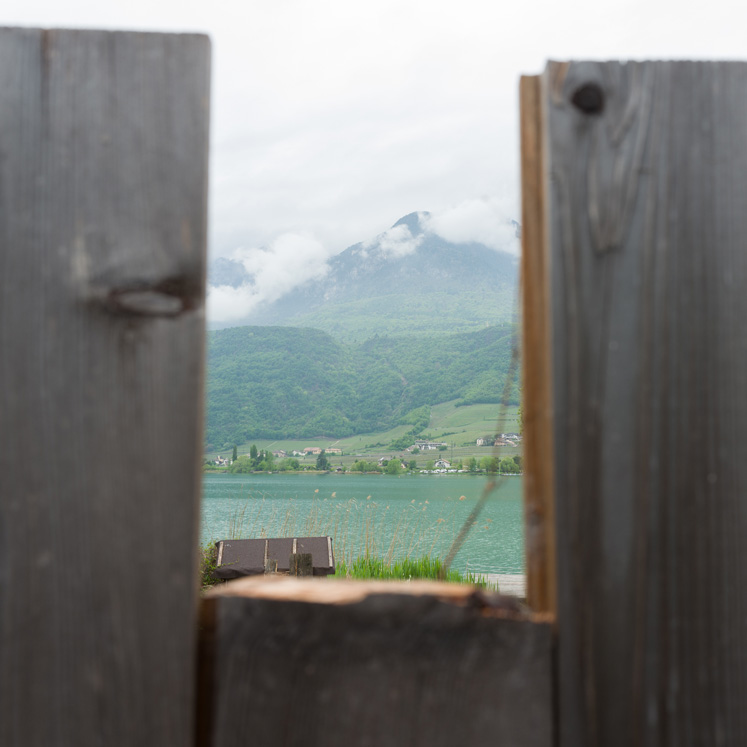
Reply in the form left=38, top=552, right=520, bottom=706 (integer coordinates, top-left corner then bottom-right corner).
left=543, top=60, right=747, bottom=746
left=0, top=28, right=210, bottom=747
left=199, top=577, right=554, bottom=747
left=520, top=74, right=557, bottom=615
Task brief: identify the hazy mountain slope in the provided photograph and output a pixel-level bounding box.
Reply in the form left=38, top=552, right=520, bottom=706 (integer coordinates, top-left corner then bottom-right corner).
left=208, top=212, right=519, bottom=340
left=205, top=324, right=518, bottom=449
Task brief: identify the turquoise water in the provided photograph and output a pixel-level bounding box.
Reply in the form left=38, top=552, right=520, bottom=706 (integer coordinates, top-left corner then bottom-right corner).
left=201, top=473, right=524, bottom=574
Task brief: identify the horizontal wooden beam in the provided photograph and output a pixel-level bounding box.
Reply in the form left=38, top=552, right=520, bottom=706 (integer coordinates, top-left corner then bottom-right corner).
left=199, top=577, right=554, bottom=747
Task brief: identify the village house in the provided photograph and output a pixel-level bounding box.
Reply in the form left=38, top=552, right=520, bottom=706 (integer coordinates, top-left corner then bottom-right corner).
left=434, top=459, right=451, bottom=470
left=272, top=450, right=287, bottom=458
left=303, top=447, right=322, bottom=455
left=413, top=440, right=447, bottom=451
left=326, top=448, right=342, bottom=455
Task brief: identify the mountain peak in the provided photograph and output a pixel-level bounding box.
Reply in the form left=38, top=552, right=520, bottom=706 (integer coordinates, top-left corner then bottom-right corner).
left=207, top=208, right=518, bottom=338
left=392, top=211, right=429, bottom=234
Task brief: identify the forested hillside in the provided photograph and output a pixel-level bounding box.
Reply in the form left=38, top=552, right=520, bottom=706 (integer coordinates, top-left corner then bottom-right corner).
left=205, top=325, right=519, bottom=449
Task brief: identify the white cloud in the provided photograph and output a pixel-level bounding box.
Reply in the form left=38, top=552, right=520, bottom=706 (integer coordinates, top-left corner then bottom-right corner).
left=364, top=223, right=424, bottom=259
left=423, top=197, right=520, bottom=255
left=207, top=233, right=329, bottom=322
left=5, top=1, right=747, bottom=261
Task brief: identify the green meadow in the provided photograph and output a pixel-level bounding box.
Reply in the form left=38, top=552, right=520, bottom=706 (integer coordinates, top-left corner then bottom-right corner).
left=206, top=401, right=521, bottom=468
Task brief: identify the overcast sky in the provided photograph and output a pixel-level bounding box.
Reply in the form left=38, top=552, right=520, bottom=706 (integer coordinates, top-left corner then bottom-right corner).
left=5, top=1, right=747, bottom=266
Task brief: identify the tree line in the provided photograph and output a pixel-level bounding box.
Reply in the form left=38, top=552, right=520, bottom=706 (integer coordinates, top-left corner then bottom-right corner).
left=212, top=447, right=522, bottom=475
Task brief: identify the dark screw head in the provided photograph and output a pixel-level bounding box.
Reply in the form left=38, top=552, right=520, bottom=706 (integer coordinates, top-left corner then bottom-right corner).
left=571, top=83, right=605, bottom=115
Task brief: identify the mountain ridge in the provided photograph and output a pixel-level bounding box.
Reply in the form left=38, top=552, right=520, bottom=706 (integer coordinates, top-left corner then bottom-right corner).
left=204, top=211, right=521, bottom=447
left=207, top=211, right=519, bottom=340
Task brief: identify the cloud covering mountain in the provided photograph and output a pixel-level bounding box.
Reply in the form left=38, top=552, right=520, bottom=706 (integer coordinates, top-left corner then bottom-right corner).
left=207, top=233, right=330, bottom=322
left=207, top=197, right=519, bottom=338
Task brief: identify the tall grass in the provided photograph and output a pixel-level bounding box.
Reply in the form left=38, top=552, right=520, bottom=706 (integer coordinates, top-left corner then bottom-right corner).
left=199, top=542, right=220, bottom=590
left=199, top=490, right=494, bottom=589
left=212, top=490, right=469, bottom=567
left=332, top=555, right=494, bottom=587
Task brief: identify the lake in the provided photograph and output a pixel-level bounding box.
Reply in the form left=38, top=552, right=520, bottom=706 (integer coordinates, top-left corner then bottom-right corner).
left=201, top=473, right=524, bottom=575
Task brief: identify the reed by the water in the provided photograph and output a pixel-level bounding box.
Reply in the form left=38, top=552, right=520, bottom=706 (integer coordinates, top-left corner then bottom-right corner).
left=332, top=555, right=493, bottom=586
left=199, top=489, right=494, bottom=589
left=216, top=490, right=471, bottom=565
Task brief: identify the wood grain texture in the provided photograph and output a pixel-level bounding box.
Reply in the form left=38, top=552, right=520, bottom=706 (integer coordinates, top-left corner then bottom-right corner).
left=200, top=577, right=554, bottom=747
left=0, top=28, right=210, bottom=747
left=544, top=60, right=747, bottom=746
left=520, top=74, right=557, bottom=616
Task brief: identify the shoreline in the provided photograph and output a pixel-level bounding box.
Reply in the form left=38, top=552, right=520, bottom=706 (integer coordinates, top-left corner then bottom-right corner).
left=203, top=469, right=523, bottom=477
left=476, top=573, right=526, bottom=597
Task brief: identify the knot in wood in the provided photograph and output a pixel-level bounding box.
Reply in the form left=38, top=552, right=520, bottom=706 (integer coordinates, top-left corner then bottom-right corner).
left=571, top=83, right=605, bottom=115
left=95, top=274, right=201, bottom=318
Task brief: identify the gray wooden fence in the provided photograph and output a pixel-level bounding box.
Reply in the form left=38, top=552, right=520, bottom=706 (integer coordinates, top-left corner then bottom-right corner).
left=0, top=28, right=210, bottom=747
left=524, top=60, right=747, bottom=747
left=3, top=31, right=745, bottom=747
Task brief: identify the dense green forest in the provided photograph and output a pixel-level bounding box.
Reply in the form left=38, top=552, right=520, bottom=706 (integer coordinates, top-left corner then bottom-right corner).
left=205, top=324, right=519, bottom=450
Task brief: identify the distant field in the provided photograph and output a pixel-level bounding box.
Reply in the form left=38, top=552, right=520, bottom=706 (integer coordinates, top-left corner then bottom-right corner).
left=205, top=401, right=521, bottom=467
left=429, top=401, right=520, bottom=439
